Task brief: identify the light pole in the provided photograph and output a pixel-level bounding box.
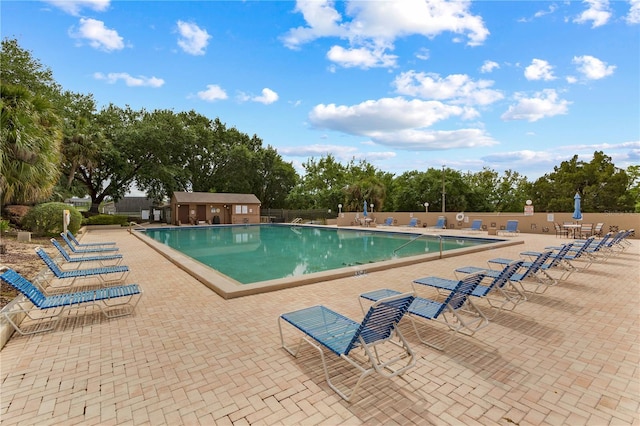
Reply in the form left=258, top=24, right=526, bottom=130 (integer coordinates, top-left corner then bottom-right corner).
left=441, top=165, right=446, bottom=213
left=338, top=204, right=342, bottom=215
left=370, top=204, right=374, bottom=213
left=424, top=202, right=429, bottom=212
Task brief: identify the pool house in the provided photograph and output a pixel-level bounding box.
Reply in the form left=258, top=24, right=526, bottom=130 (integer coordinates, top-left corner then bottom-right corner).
left=170, top=192, right=261, bottom=226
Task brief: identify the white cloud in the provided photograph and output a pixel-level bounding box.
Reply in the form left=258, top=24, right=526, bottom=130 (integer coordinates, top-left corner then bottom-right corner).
left=574, top=0, right=611, bottom=28
left=69, top=18, right=124, bottom=51
left=44, top=0, right=110, bottom=16
left=309, top=97, right=468, bottom=134
left=627, top=0, right=640, bottom=24
left=93, top=72, right=164, bottom=87
left=308, top=97, right=497, bottom=150
left=482, top=150, right=555, bottom=164
left=252, top=88, right=279, bottom=105
left=517, top=4, right=558, bottom=22
left=524, top=59, right=555, bottom=81
left=415, top=48, right=430, bottom=60
left=176, top=21, right=211, bottom=56
left=480, top=60, right=499, bottom=73
left=197, top=84, right=228, bottom=101
left=392, top=71, right=504, bottom=106
left=535, top=4, right=558, bottom=19
left=281, top=0, right=346, bottom=49
left=327, top=45, right=397, bottom=69
left=279, top=144, right=358, bottom=157
left=282, top=0, right=489, bottom=69
left=368, top=128, right=498, bottom=150
left=501, top=89, right=571, bottom=122
left=573, top=55, right=616, bottom=79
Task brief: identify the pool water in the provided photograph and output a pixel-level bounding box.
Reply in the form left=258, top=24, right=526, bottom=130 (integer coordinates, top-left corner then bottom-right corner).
left=142, top=225, right=495, bottom=284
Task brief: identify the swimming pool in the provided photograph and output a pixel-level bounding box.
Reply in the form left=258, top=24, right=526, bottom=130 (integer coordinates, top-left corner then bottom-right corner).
left=136, top=224, right=521, bottom=298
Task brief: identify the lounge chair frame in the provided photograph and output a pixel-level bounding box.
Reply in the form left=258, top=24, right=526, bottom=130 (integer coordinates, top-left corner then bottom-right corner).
left=0, top=267, right=141, bottom=335
left=360, top=273, right=487, bottom=351
left=35, top=248, right=129, bottom=292
left=66, top=230, right=117, bottom=248
left=279, top=292, right=416, bottom=402
left=497, top=220, right=519, bottom=237
left=426, top=216, right=447, bottom=231
left=50, top=238, right=123, bottom=269
left=462, top=219, right=483, bottom=233
left=61, top=233, right=119, bottom=255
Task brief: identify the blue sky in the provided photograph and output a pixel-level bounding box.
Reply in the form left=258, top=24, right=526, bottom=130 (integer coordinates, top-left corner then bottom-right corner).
left=3, top=0, right=639, bottom=181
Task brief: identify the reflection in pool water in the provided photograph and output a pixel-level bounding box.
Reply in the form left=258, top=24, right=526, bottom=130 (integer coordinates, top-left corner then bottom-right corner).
left=143, top=225, right=497, bottom=284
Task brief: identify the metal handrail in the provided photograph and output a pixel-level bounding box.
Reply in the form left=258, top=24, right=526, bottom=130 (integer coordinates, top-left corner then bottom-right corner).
left=393, top=233, right=444, bottom=258
left=128, top=222, right=147, bottom=234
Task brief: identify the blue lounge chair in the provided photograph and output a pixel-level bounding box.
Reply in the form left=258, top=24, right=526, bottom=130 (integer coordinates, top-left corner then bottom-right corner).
left=455, top=250, right=552, bottom=296
left=279, top=292, right=416, bottom=402
left=381, top=217, right=394, bottom=226
left=35, top=247, right=129, bottom=291
left=61, top=232, right=119, bottom=254
left=406, top=218, right=419, bottom=227
left=66, top=230, right=116, bottom=248
left=546, top=236, right=597, bottom=272
left=497, top=220, right=519, bottom=236
left=50, top=238, right=124, bottom=268
left=487, top=249, right=559, bottom=293
left=360, top=273, right=487, bottom=351
left=462, top=219, right=483, bottom=233
left=496, top=243, right=579, bottom=289
left=598, top=229, right=633, bottom=255
left=426, top=216, right=446, bottom=231
left=418, top=260, right=525, bottom=317
left=573, top=232, right=613, bottom=262
left=0, top=267, right=141, bottom=335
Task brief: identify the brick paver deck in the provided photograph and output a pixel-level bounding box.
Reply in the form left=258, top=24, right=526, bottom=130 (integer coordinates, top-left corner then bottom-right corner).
left=1, top=228, right=638, bottom=425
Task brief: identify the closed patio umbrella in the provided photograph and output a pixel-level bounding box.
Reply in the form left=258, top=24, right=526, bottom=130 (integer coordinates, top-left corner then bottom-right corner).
left=363, top=200, right=368, bottom=217
left=572, top=193, right=583, bottom=221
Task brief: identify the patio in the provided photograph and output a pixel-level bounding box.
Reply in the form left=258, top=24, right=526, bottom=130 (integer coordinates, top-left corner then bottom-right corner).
left=1, top=228, right=638, bottom=425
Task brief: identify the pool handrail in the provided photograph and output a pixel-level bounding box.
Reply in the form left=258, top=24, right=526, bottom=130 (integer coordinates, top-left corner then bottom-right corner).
left=394, top=233, right=443, bottom=258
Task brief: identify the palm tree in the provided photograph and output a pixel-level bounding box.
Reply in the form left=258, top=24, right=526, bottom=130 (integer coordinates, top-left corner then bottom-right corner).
left=0, top=84, right=62, bottom=205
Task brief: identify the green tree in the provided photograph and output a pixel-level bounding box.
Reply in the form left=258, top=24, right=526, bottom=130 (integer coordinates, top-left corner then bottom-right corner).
left=532, top=152, right=633, bottom=212
left=253, top=146, right=298, bottom=209
left=64, top=105, right=176, bottom=213
left=492, top=170, right=532, bottom=212
left=0, top=84, right=62, bottom=205
left=56, top=91, right=103, bottom=200
left=1, top=38, right=60, bottom=96
left=287, top=155, right=348, bottom=210
left=626, top=165, right=640, bottom=212
left=1, top=38, right=63, bottom=205
left=343, top=160, right=387, bottom=212
left=463, top=168, right=499, bottom=212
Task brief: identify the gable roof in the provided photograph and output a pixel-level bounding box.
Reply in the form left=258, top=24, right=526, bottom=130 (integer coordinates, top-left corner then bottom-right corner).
left=172, top=192, right=261, bottom=205
left=114, top=196, right=155, bottom=212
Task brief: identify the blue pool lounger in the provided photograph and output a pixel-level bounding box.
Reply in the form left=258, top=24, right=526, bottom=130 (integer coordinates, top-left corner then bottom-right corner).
left=278, top=292, right=416, bottom=402
left=61, top=232, right=119, bottom=254
left=0, top=267, right=142, bottom=335
left=50, top=238, right=123, bottom=268
left=360, top=273, right=487, bottom=351
left=35, top=247, right=129, bottom=291
left=66, top=230, right=117, bottom=248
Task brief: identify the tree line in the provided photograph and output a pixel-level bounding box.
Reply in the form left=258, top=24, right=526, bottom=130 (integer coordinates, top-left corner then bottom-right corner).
left=2, top=38, right=638, bottom=214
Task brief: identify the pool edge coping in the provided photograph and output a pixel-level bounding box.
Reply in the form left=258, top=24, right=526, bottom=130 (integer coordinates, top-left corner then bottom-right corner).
left=131, top=225, right=524, bottom=299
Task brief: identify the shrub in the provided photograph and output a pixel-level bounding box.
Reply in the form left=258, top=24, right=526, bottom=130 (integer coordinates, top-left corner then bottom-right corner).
left=82, top=214, right=129, bottom=226
left=3, top=205, right=31, bottom=226
left=22, top=203, right=82, bottom=236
